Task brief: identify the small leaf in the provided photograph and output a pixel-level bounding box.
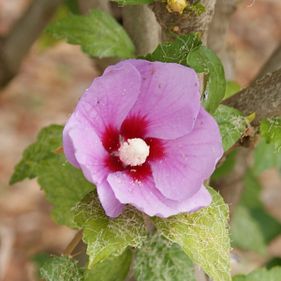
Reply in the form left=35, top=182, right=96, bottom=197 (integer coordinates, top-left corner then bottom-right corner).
left=112, top=0, right=154, bottom=5
left=74, top=192, right=147, bottom=267
left=186, top=46, right=226, bottom=113
left=253, top=138, right=281, bottom=174
left=84, top=248, right=132, bottom=281
left=144, top=33, right=202, bottom=65
left=40, top=256, right=83, bottom=281
left=47, top=10, right=135, bottom=58
left=260, top=117, right=281, bottom=152
left=231, top=206, right=267, bottom=254
left=214, top=105, right=247, bottom=151
left=37, top=154, right=94, bottom=227
left=224, top=80, right=240, bottom=100
left=135, top=234, right=196, bottom=281
left=10, top=125, right=63, bottom=184
left=233, top=266, right=281, bottom=281
left=153, top=188, right=231, bottom=281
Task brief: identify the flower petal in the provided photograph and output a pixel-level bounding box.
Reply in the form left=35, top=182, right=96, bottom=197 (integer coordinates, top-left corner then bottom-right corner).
left=97, top=180, right=124, bottom=218
left=125, top=59, right=200, bottom=139
left=107, top=172, right=211, bottom=217
left=75, top=61, right=141, bottom=138
left=151, top=107, right=223, bottom=201
left=67, top=127, right=109, bottom=184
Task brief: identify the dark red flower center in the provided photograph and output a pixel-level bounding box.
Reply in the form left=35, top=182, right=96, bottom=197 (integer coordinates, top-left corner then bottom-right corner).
left=102, top=115, right=165, bottom=180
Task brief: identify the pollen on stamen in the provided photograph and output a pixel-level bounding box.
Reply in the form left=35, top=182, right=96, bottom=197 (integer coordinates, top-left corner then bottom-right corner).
left=119, top=138, right=150, bottom=166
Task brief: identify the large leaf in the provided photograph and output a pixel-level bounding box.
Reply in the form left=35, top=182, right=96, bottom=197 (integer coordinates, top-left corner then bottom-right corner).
left=214, top=105, right=247, bottom=151
left=260, top=118, right=281, bottom=152
left=153, top=188, right=231, bottom=281
left=37, top=154, right=94, bottom=227
left=231, top=206, right=266, bottom=254
left=233, top=267, right=281, bottom=281
left=84, top=248, right=132, bottom=281
left=186, top=46, right=226, bottom=113
left=47, top=10, right=135, bottom=58
left=135, top=234, right=196, bottom=281
left=10, top=125, right=63, bottom=184
left=144, top=33, right=202, bottom=64
left=74, top=192, right=147, bottom=267
left=112, top=0, right=154, bottom=4
left=40, top=256, right=83, bottom=281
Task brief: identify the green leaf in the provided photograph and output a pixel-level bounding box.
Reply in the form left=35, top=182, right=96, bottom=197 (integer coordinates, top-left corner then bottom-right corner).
left=40, top=256, right=83, bottom=281
left=211, top=150, right=237, bottom=181
left=64, top=0, right=80, bottom=14
left=260, top=118, right=281, bottom=152
left=224, top=80, right=240, bottom=100
left=112, top=0, right=154, bottom=5
left=186, top=46, right=226, bottom=113
left=84, top=248, right=132, bottom=281
left=153, top=188, right=231, bottom=281
left=253, top=138, right=281, bottom=174
left=10, top=125, right=63, bottom=184
left=231, top=206, right=267, bottom=254
left=135, top=234, right=196, bottom=281
left=231, top=169, right=281, bottom=253
left=47, top=10, right=135, bottom=58
left=74, top=192, right=147, bottom=267
left=214, top=105, right=247, bottom=151
left=37, top=154, right=94, bottom=227
left=144, top=33, right=202, bottom=65
left=233, top=266, right=281, bottom=281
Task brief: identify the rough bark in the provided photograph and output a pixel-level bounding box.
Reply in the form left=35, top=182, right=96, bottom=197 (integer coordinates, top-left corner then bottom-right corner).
left=257, top=44, right=281, bottom=78
left=0, top=0, right=63, bottom=88
left=123, top=5, right=161, bottom=55
left=224, top=68, right=281, bottom=124
left=151, top=0, right=216, bottom=42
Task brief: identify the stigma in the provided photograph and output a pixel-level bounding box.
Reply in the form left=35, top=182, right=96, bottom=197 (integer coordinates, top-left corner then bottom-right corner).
left=118, top=138, right=150, bottom=166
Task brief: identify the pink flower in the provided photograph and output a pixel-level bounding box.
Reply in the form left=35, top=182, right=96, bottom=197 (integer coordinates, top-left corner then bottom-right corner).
left=63, top=60, right=223, bottom=218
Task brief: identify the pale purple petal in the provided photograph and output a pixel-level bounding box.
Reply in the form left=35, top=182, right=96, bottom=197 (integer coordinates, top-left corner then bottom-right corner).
left=150, top=107, right=223, bottom=201
left=107, top=172, right=211, bottom=217
left=75, top=62, right=141, bottom=137
left=125, top=59, right=200, bottom=139
left=97, top=180, right=124, bottom=218
left=68, top=127, right=109, bottom=184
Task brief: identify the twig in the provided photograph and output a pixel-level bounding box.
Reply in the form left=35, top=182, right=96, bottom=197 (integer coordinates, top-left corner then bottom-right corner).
left=0, top=0, right=63, bottom=88
left=223, top=68, right=281, bottom=124
left=123, top=5, right=161, bottom=55
left=63, top=230, right=83, bottom=257
left=150, top=0, right=217, bottom=42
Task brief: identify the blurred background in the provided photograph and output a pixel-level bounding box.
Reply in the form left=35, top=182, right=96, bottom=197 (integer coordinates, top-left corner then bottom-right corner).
left=0, top=0, right=281, bottom=280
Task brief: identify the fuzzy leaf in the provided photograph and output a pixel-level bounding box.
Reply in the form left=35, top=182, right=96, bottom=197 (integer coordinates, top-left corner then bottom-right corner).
left=260, top=118, right=281, bottom=152
left=112, top=0, right=154, bottom=4
left=10, top=125, right=63, bottom=184
left=47, top=10, right=135, bottom=58
left=37, top=154, right=94, bottom=227
left=40, top=256, right=83, bottom=281
left=135, top=234, right=196, bottom=281
left=153, top=188, right=231, bottom=281
left=144, top=33, right=202, bottom=65
left=233, top=267, right=281, bottom=281
left=214, top=105, right=247, bottom=151
left=74, top=192, right=147, bottom=267
left=84, top=248, right=132, bottom=281
left=224, top=80, right=240, bottom=100
left=186, top=46, right=226, bottom=113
